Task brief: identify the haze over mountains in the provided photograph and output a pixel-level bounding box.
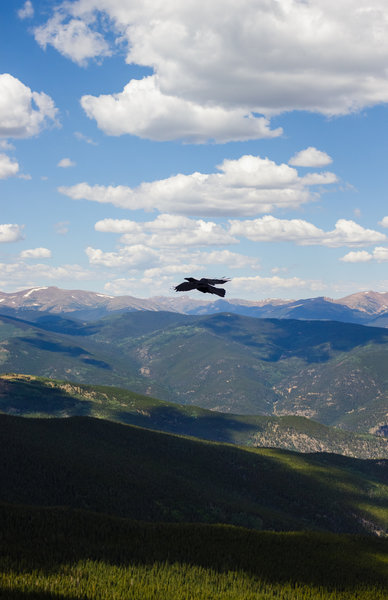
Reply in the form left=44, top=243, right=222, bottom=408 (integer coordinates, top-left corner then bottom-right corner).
left=3, top=286, right=388, bottom=326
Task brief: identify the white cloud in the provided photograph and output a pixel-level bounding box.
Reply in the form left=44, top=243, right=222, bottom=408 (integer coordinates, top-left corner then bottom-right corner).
left=289, top=147, right=333, bottom=167
left=57, top=157, right=76, bottom=168
left=341, top=246, right=388, bottom=262
left=86, top=244, right=160, bottom=269
left=95, top=214, right=237, bottom=247
left=81, top=75, right=282, bottom=143
left=379, top=216, right=388, bottom=227
left=0, top=224, right=24, bottom=243
left=59, top=154, right=336, bottom=217
left=20, top=247, right=52, bottom=259
left=295, top=172, right=338, bottom=186
left=33, top=1, right=388, bottom=142
left=0, top=261, right=92, bottom=289
left=86, top=243, right=259, bottom=272
left=103, top=278, right=143, bottom=297
left=34, top=12, right=111, bottom=67
left=229, top=216, right=386, bottom=247
left=0, top=153, right=19, bottom=179
left=340, top=250, right=373, bottom=263
left=200, top=249, right=259, bottom=270
left=0, top=74, right=58, bottom=138
left=18, top=1, right=34, bottom=19
left=95, top=218, right=142, bottom=234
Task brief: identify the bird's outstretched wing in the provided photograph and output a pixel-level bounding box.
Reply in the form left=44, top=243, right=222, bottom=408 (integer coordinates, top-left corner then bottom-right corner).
left=200, top=277, right=230, bottom=285
left=174, top=281, right=198, bottom=292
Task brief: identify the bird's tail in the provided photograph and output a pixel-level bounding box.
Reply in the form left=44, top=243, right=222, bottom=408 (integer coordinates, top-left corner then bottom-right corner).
left=210, top=286, right=226, bottom=297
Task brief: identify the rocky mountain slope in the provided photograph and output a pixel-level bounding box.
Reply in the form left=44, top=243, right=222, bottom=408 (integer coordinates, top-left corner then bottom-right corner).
left=2, top=286, right=388, bottom=325
left=1, top=374, right=386, bottom=458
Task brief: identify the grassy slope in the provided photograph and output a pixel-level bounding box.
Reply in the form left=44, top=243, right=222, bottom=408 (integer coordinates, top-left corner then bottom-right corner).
left=0, top=412, right=387, bottom=535
left=1, top=374, right=387, bottom=459
left=1, top=503, right=387, bottom=599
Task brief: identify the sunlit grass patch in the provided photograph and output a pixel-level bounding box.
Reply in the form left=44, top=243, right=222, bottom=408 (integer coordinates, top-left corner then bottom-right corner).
left=2, top=559, right=388, bottom=600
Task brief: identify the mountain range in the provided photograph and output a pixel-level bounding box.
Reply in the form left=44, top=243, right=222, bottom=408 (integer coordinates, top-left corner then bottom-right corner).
left=0, top=309, right=387, bottom=435
left=3, top=285, right=388, bottom=326
left=1, top=287, right=387, bottom=598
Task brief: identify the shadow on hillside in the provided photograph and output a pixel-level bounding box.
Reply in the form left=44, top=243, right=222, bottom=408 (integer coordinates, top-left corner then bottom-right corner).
left=33, top=315, right=99, bottom=336
left=0, top=380, right=256, bottom=442
left=202, top=315, right=388, bottom=363
left=1, top=504, right=388, bottom=591
left=0, top=379, right=97, bottom=417
left=17, top=336, right=111, bottom=369
left=116, top=404, right=258, bottom=444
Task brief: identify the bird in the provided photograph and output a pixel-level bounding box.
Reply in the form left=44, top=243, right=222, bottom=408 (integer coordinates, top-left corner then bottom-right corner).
left=174, top=277, right=230, bottom=297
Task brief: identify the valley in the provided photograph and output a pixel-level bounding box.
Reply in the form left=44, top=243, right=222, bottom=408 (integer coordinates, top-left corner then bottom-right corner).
left=1, top=291, right=387, bottom=599
left=0, top=309, right=387, bottom=433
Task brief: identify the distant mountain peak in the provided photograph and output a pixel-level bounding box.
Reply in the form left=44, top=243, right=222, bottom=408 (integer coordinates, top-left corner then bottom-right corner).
left=337, top=290, right=388, bottom=314
left=0, top=286, right=388, bottom=327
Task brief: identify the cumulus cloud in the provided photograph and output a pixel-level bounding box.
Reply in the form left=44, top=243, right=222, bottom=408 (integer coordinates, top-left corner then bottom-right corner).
left=33, top=1, right=388, bottom=141
left=86, top=244, right=160, bottom=269
left=34, top=12, right=111, bottom=67
left=0, top=224, right=24, bottom=243
left=0, top=261, right=92, bottom=289
left=19, top=247, right=52, bottom=259
left=60, top=154, right=336, bottom=217
left=86, top=244, right=259, bottom=272
left=57, top=157, right=76, bottom=168
left=295, top=172, right=338, bottom=186
left=0, top=153, right=19, bottom=179
left=95, top=214, right=237, bottom=247
left=341, top=246, right=388, bottom=262
left=0, top=74, right=58, bottom=138
left=17, top=1, right=34, bottom=19
left=81, top=75, right=282, bottom=143
left=229, top=216, right=386, bottom=247
left=340, top=250, right=372, bottom=263
left=289, top=147, right=333, bottom=167
left=378, top=216, right=388, bottom=227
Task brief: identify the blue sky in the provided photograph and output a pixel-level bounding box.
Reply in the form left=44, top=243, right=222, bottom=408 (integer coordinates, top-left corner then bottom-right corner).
left=1, top=0, right=388, bottom=300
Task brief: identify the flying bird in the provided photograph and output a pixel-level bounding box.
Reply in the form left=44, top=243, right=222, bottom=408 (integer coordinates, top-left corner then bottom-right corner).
left=174, top=277, right=231, bottom=297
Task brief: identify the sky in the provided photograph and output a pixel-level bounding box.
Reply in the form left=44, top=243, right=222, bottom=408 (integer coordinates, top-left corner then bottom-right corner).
left=1, top=0, right=388, bottom=300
